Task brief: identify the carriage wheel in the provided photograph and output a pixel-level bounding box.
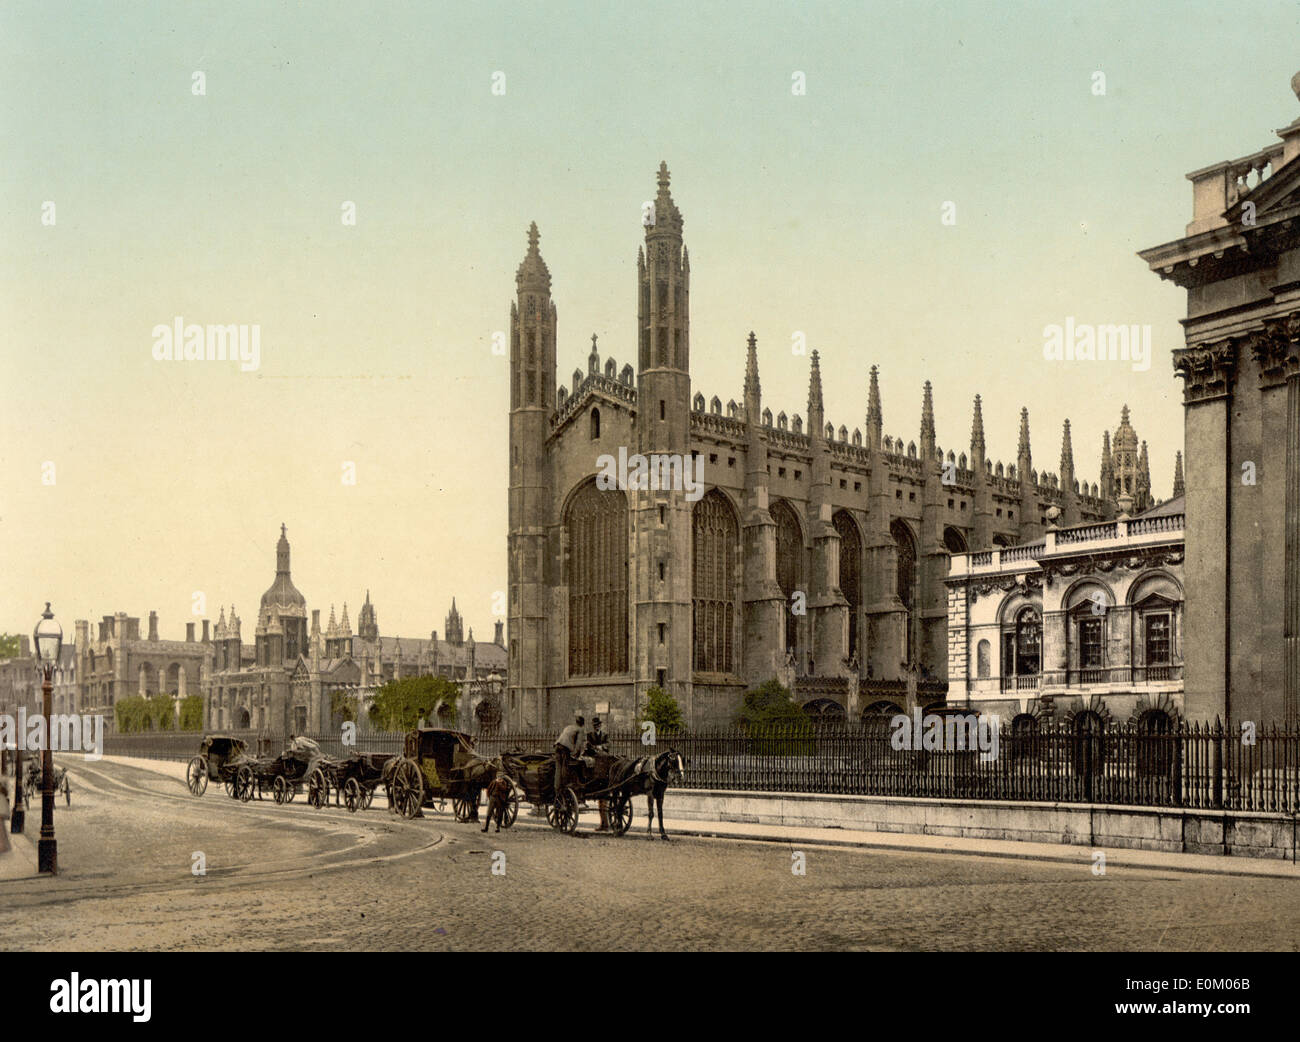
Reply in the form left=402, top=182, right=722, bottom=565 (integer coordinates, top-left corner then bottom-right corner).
left=307, top=768, right=329, bottom=809
left=273, top=775, right=289, bottom=804
left=452, top=794, right=476, bottom=823
left=610, top=793, right=633, bottom=837
left=284, top=782, right=296, bottom=804
left=501, top=790, right=519, bottom=829
left=343, top=777, right=363, bottom=813
left=389, top=759, right=424, bottom=819
left=236, top=766, right=255, bottom=802
left=360, top=785, right=374, bottom=811
left=557, top=787, right=580, bottom=834
left=224, top=774, right=238, bottom=799
left=186, top=756, right=208, bottom=796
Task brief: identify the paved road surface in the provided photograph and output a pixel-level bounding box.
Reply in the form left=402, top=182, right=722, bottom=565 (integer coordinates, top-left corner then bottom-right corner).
left=2, top=758, right=1297, bottom=951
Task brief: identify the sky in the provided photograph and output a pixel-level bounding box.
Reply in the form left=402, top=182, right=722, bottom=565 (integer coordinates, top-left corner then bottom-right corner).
left=2, top=0, right=1299, bottom=642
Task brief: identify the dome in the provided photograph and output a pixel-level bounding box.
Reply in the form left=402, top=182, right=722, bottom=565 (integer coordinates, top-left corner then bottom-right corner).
left=259, top=524, right=307, bottom=617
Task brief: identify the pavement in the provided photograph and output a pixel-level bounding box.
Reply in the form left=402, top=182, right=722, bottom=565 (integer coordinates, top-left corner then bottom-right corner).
left=0, top=788, right=41, bottom=881
left=18, top=753, right=1291, bottom=882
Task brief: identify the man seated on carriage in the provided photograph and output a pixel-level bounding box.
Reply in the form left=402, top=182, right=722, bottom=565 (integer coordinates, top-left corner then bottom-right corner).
left=587, top=716, right=612, bottom=831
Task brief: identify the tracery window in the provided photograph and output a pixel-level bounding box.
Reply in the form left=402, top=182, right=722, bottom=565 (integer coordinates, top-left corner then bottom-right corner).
left=772, top=500, right=803, bottom=655
left=566, top=481, right=628, bottom=675
left=834, top=510, right=861, bottom=661
left=892, top=520, right=917, bottom=662
left=693, top=491, right=738, bottom=673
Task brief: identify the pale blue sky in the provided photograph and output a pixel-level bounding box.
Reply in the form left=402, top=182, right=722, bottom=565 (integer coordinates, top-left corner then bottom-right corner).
left=3, top=0, right=1297, bottom=639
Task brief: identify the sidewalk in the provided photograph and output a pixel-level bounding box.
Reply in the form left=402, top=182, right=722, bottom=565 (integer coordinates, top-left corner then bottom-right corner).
left=0, top=790, right=41, bottom=881
left=91, top=753, right=1300, bottom=880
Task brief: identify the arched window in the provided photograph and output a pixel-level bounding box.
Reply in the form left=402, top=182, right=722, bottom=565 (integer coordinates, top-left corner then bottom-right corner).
left=693, top=490, right=739, bottom=674
left=1015, top=607, right=1041, bottom=676
left=772, top=500, right=803, bottom=656
left=943, top=526, right=968, bottom=554
left=977, top=639, right=991, bottom=678
left=590, top=407, right=600, bottom=440
left=834, top=511, right=861, bottom=662
left=566, top=481, right=628, bottom=676
left=891, top=520, right=917, bottom=662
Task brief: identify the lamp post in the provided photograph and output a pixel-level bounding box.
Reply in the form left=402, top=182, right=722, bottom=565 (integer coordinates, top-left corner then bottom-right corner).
left=34, top=603, right=62, bottom=874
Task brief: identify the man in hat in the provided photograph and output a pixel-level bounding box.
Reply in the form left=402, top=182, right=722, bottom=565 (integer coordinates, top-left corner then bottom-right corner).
left=587, top=715, right=611, bottom=831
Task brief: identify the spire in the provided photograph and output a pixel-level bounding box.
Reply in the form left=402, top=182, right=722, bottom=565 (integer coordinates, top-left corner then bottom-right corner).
left=515, top=221, right=550, bottom=291
left=327, top=604, right=337, bottom=637
left=866, top=365, right=882, bottom=449
left=1137, top=440, right=1151, bottom=507
left=1017, top=407, right=1031, bottom=465
left=1059, top=419, right=1075, bottom=478
left=648, top=160, right=683, bottom=237
left=340, top=602, right=351, bottom=635
left=920, top=381, right=935, bottom=442
left=807, top=350, right=824, bottom=431
left=969, top=394, right=986, bottom=456
left=276, top=523, right=290, bottom=576
left=1173, top=450, right=1185, bottom=497
left=744, top=332, right=761, bottom=413
left=588, top=333, right=600, bottom=374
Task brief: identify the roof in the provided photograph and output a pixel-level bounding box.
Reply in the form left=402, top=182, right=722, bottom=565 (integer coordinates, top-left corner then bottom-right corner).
left=1136, top=493, right=1185, bottom=519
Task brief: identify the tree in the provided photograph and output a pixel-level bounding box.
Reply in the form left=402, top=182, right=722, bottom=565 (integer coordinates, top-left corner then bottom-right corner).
left=178, top=695, right=204, bottom=731
left=115, top=696, right=150, bottom=733
left=369, top=675, right=461, bottom=731
left=147, top=694, right=177, bottom=731
left=0, top=634, right=23, bottom=660
left=639, top=686, right=684, bottom=733
left=330, top=689, right=359, bottom=728
left=740, top=678, right=811, bottom=728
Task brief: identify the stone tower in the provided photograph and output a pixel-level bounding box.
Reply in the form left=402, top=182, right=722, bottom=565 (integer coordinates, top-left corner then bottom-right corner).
left=445, top=598, right=464, bottom=647
left=358, top=590, right=378, bottom=642
left=507, top=222, right=556, bottom=728
left=634, top=162, right=694, bottom=709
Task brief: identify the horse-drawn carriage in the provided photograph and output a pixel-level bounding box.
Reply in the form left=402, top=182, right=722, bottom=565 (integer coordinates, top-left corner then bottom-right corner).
left=186, top=734, right=250, bottom=798
left=500, top=747, right=682, bottom=837
left=22, top=757, right=71, bottom=808
left=385, top=727, right=496, bottom=821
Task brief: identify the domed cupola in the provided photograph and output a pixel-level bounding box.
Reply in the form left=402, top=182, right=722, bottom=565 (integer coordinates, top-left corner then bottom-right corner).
left=260, top=524, right=307, bottom=617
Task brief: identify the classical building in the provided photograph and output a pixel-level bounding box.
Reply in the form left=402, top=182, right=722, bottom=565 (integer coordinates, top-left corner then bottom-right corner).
left=946, top=498, right=1185, bottom=727
left=204, top=526, right=505, bottom=732
left=1139, top=71, right=1300, bottom=725
left=73, top=612, right=209, bottom=731
left=505, top=164, right=1176, bottom=730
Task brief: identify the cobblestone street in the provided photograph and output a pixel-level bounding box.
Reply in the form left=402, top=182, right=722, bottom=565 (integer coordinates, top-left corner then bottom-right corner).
left=0, top=759, right=1297, bottom=951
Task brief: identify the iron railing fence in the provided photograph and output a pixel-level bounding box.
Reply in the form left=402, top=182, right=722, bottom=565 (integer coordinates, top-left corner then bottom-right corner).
left=97, top=721, right=1300, bottom=813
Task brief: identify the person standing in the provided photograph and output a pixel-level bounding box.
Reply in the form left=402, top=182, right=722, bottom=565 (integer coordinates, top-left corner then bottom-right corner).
left=553, top=714, right=586, bottom=802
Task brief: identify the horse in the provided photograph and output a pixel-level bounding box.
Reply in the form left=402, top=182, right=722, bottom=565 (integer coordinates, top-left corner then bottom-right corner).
left=610, top=748, right=686, bottom=840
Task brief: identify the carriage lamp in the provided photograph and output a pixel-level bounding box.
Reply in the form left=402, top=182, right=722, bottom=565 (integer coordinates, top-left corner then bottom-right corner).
left=34, top=603, right=61, bottom=874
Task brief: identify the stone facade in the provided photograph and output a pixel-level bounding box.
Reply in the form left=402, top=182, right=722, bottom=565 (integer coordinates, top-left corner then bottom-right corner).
left=1139, top=72, right=1300, bottom=725
left=506, top=164, right=1176, bottom=731
left=203, top=526, right=505, bottom=733
left=946, top=500, right=1185, bottom=725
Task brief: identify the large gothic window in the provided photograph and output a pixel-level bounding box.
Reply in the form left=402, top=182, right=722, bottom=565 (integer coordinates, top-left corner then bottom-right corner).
left=772, top=500, right=803, bottom=656
left=834, top=510, right=861, bottom=662
left=892, top=520, right=917, bottom=662
left=566, top=481, right=628, bottom=676
left=693, top=490, right=739, bottom=674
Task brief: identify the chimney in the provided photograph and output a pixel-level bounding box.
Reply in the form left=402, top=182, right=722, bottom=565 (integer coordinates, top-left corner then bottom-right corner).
left=202, top=619, right=210, bottom=642
left=186, top=622, right=196, bottom=642
left=494, top=619, right=504, bottom=646
left=149, top=611, right=159, bottom=641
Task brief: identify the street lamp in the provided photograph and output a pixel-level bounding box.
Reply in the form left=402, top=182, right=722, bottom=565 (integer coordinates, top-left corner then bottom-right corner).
left=34, top=603, right=61, bottom=874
